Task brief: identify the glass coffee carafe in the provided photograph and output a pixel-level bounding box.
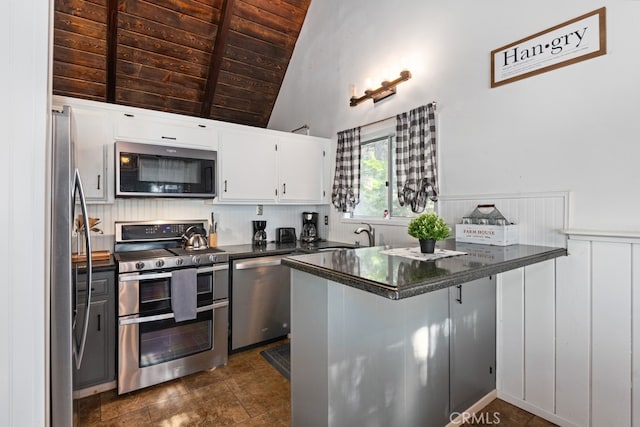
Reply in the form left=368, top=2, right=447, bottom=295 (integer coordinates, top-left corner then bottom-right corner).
left=252, top=220, right=267, bottom=245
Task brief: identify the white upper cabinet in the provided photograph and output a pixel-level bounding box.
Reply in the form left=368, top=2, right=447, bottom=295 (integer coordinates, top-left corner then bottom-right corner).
left=54, top=95, right=330, bottom=206
left=70, top=105, right=113, bottom=203
left=114, top=110, right=217, bottom=150
left=218, top=127, right=278, bottom=203
left=216, top=126, right=329, bottom=204
left=277, top=136, right=326, bottom=204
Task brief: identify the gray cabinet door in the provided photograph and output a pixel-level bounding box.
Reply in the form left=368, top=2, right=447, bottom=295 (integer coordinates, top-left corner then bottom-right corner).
left=74, top=300, right=109, bottom=389
left=74, top=270, right=116, bottom=390
left=449, top=276, right=496, bottom=413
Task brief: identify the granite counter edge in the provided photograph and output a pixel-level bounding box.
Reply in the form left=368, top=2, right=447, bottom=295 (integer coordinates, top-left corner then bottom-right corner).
left=282, top=247, right=567, bottom=300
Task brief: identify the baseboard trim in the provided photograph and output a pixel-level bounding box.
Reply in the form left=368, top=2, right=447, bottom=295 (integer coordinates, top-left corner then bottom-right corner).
left=497, top=391, right=580, bottom=427
left=73, top=380, right=116, bottom=399
left=445, top=389, right=497, bottom=426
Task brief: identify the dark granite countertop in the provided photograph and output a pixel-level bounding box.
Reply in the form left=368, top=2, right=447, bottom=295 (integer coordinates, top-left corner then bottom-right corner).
left=282, top=239, right=567, bottom=300
left=217, top=240, right=357, bottom=260
left=72, top=256, right=116, bottom=272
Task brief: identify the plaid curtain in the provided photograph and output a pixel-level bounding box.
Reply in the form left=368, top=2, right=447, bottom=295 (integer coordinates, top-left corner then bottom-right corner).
left=395, top=103, right=438, bottom=213
left=331, top=127, right=361, bottom=212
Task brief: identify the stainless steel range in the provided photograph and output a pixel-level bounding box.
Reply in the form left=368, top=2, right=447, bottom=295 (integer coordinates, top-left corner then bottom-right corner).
left=114, top=220, right=229, bottom=394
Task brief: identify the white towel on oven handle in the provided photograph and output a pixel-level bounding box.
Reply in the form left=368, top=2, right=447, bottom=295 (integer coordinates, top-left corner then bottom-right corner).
left=171, top=268, right=198, bottom=322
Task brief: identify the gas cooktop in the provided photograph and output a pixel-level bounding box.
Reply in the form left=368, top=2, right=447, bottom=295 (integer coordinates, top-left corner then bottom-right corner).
left=114, top=220, right=229, bottom=273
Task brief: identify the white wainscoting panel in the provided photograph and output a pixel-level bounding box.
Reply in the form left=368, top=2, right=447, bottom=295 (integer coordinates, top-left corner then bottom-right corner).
left=555, top=239, right=590, bottom=427
left=497, top=268, right=525, bottom=400
left=498, top=232, right=640, bottom=427
left=439, top=191, right=569, bottom=247
left=523, top=260, right=555, bottom=413
left=633, top=244, right=640, bottom=427
left=590, top=241, right=632, bottom=427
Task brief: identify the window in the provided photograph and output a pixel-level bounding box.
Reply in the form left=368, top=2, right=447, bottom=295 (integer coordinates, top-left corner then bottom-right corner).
left=352, top=134, right=434, bottom=219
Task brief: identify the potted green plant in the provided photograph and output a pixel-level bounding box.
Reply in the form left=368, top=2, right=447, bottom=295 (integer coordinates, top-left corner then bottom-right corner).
left=407, top=212, right=451, bottom=253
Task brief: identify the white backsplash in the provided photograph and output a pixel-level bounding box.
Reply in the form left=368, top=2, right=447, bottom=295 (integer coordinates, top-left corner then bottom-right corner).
left=82, top=191, right=569, bottom=252
left=82, top=199, right=330, bottom=251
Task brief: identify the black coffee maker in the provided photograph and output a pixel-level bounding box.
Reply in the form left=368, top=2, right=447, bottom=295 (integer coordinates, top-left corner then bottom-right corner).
left=301, top=212, right=319, bottom=243
left=252, top=220, right=267, bottom=245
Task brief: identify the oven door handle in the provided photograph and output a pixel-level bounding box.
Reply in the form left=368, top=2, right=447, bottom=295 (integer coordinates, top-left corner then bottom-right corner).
left=118, top=300, right=229, bottom=326
left=119, top=264, right=228, bottom=282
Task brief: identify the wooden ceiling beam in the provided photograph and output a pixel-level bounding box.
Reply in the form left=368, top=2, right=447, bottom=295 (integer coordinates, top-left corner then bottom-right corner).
left=200, top=0, right=236, bottom=118
left=106, top=0, right=119, bottom=103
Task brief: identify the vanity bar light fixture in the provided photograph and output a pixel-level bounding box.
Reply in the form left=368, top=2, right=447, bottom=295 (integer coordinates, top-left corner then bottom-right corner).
left=350, top=70, right=412, bottom=107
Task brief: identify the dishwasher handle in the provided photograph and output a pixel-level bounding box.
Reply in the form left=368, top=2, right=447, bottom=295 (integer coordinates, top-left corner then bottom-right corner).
left=234, top=255, right=287, bottom=270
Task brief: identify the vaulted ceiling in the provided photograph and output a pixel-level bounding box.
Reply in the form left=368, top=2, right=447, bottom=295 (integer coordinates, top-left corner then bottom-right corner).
left=52, top=0, right=311, bottom=128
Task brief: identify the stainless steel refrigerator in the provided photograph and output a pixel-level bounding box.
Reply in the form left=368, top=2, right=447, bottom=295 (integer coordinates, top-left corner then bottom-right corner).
left=50, top=106, right=94, bottom=426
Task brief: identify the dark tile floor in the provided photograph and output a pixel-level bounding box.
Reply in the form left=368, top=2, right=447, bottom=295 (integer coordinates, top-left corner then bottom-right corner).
left=76, top=340, right=290, bottom=426
left=460, top=399, right=558, bottom=427
left=76, top=340, right=556, bottom=426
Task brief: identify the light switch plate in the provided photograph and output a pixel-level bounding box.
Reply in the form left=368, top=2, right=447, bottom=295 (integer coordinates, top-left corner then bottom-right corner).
left=256, top=204, right=263, bottom=215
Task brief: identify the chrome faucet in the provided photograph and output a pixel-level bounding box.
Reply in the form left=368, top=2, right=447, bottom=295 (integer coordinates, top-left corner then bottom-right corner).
left=354, top=223, right=375, bottom=247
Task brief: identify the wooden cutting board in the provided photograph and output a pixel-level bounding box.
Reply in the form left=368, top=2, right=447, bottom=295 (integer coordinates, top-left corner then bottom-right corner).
left=72, top=250, right=111, bottom=263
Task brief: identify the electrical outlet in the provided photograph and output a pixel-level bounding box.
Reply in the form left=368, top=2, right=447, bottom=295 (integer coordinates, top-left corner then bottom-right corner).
left=324, top=215, right=328, bottom=225
left=256, top=204, right=263, bottom=215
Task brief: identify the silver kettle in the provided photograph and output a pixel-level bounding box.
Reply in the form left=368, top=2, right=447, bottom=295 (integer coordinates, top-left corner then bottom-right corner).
left=182, top=225, right=208, bottom=250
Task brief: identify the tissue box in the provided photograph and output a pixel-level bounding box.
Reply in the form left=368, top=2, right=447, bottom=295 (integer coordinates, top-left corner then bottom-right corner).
left=455, top=224, right=519, bottom=246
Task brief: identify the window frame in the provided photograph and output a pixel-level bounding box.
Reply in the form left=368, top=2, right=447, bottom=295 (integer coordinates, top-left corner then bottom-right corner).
left=343, top=130, right=436, bottom=226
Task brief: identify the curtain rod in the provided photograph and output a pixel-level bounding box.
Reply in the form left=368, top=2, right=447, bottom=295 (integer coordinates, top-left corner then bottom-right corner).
left=359, top=101, right=437, bottom=129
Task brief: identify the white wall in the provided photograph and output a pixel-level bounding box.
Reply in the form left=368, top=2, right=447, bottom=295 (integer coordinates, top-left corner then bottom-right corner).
left=269, top=0, right=640, bottom=234
left=1, top=0, right=50, bottom=425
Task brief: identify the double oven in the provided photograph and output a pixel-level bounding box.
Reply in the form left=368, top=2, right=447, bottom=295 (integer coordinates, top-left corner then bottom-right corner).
left=114, top=220, right=229, bottom=394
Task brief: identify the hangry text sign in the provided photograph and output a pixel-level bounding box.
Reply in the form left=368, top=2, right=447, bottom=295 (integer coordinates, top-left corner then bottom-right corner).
left=491, top=7, right=606, bottom=88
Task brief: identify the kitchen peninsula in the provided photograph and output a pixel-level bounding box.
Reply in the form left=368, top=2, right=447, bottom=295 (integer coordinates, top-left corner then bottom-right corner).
left=282, top=241, right=566, bottom=426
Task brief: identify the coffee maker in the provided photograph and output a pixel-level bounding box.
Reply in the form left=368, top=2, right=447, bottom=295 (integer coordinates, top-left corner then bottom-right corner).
left=301, top=212, right=319, bottom=243
left=252, top=220, right=267, bottom=245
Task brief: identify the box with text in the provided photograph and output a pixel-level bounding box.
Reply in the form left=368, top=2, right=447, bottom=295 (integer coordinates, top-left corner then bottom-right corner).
left=455, top=224, right=519, bottom=246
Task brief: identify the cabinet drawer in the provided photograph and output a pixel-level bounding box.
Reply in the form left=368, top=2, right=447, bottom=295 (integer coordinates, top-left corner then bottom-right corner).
left=76, top=270, right=112, bottom=298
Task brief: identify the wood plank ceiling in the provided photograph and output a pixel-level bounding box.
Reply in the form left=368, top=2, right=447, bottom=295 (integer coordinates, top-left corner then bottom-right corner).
left=52, top=0, right=311, bottom=128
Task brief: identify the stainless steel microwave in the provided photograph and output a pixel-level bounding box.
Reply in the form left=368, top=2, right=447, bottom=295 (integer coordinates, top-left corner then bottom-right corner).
left=115, top=141, right=216, bottom=198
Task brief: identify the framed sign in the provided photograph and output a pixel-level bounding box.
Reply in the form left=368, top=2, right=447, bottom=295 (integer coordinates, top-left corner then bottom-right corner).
left=491, top=7, right=606, bottom=88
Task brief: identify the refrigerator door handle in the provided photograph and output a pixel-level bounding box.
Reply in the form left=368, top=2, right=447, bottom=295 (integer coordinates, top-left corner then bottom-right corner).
left=72, top=168, right=92, bottom=370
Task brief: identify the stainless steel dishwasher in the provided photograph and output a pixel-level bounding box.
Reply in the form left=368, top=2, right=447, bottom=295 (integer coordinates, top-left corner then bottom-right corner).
left=231, top=254, right=291, bottom=351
